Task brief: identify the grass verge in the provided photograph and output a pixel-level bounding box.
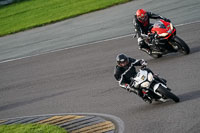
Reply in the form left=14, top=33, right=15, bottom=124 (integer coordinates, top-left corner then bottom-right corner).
left=0, top=123, right=67, bottom=133
left=0, top=0, right=131, bottom=37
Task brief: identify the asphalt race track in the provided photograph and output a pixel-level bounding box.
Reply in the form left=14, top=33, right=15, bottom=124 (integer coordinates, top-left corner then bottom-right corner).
left=0, top=0, right=200, bottom=133
left=0, top=0, right=200, bottom=62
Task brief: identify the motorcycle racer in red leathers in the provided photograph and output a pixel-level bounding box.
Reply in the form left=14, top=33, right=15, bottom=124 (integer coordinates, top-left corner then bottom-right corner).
left=134, top=9, right=171, bottom=54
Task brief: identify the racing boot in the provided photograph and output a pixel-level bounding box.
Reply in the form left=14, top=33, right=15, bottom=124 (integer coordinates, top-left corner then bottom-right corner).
left=137, top=90, right=151, bottom=104
left=140, top=48, right=152, bottom=55
left=139, top=40, right=152, bottom=55
left=142, top=95, right=152, bottom=104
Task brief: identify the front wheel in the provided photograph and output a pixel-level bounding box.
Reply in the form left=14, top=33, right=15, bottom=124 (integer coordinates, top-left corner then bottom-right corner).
left=157, top=86, right=179, bottom=103
left=173, top=36, right=190, bottom=55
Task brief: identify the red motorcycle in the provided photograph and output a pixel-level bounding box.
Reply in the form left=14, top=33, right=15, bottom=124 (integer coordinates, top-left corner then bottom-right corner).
left=141, top=19, right=190, bottom=58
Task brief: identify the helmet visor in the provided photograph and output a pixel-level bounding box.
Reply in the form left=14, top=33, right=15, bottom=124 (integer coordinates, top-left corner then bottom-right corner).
left=117, top=60, right=128, bottom=67
left=137, top=14, right=148, bottom=22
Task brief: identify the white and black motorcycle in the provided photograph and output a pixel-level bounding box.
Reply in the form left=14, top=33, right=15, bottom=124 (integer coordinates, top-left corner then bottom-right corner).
left=131, top=67, right=179, bottom=103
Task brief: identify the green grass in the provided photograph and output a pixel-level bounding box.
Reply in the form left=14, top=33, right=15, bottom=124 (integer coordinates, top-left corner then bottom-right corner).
left=0, top=123, right=67, bottom=133
left=0, top=0, right=131, bottom=37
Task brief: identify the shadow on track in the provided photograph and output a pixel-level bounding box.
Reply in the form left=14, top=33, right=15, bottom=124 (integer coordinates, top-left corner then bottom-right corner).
left=178, top=90, right=200, bottom=102
left=145, top=45, right=200, bottom=63
left=146, top=53, right=183, bottom=63
left=190, top=45, right=200, bottom=54
left=127, top=99, right=177, bottom=114
left=131, top=90, right=200, bottom=113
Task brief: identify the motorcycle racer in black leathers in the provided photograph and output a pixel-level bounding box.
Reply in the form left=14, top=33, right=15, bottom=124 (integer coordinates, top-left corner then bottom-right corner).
left=134, top=9, right=171, bottom=54
left=114, top=53, right=167, bottom=103
left=114, top=53, right=151, bottom=102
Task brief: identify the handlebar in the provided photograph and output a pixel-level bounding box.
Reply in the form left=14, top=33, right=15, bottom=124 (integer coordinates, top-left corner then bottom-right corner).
left=141, top=65, right=147, bottom=69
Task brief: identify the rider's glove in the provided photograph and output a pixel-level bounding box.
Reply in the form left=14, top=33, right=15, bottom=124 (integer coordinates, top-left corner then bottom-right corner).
left=142, top=95, right=152, bottom=104
left=124, top=84, right=131, bottom=92
left=140, top=59, right=148, bottom=66
left=163, top=18, right=171, bottom=23
left=148, top=33, right=155, bottom=40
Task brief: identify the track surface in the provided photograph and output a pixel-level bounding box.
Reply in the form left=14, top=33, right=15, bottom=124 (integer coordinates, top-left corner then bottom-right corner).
left=0, top=0, right=200, bottom=62
left=1, top=0, right=200, bottom=133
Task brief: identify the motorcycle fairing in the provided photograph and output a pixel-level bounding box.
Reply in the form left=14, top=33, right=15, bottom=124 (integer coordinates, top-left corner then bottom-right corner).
left=151, top=19, right=176, bottom=39
left=153, top=83, right=168, bottom=96
left=133, top=69, right=148, bottom=86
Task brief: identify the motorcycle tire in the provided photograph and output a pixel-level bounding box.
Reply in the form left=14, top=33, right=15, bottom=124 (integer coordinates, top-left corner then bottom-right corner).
left=157, top=86, right=180, bottom=103
left=173, top=36, right=190, bottom=55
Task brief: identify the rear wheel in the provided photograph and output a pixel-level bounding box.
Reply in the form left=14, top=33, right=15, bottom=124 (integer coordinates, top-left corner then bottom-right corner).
left=157, top=86, right=179, bottom=103
left=173, top=36, right=190, bottom=55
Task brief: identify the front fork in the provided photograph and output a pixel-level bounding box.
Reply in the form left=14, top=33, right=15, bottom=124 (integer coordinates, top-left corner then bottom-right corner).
left=153, top=83, right=168, bottom=97
left=168, top=29, right=179, bottom=51
left=168, top=37, right=179, bottom=50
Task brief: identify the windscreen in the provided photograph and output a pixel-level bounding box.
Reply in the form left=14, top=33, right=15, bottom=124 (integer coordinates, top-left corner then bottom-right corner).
left=153, top=21, right=166, bottom=29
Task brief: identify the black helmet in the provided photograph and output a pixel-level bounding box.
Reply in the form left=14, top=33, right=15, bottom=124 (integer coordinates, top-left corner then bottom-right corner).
left=116, top=53, right=129, bottom=66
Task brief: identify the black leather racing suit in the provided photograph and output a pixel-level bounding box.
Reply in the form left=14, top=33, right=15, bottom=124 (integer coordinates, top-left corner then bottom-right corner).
left=114, top=57, right=144, bottom=94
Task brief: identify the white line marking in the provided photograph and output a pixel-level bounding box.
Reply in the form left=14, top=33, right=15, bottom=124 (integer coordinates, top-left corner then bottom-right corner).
left=0, top=21, right=200, bottom=64
left=175, top=20, right=200, bottom=26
